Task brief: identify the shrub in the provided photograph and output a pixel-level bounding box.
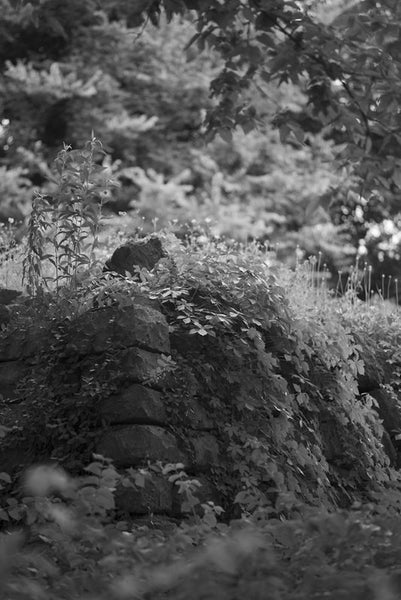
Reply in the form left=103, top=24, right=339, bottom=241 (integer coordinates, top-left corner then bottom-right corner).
left=2, top=460, right=401, bottom=599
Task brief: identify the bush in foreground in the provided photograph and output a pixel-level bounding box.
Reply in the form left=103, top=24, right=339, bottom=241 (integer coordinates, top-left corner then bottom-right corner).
left=2, top=460, right=401, bottom=599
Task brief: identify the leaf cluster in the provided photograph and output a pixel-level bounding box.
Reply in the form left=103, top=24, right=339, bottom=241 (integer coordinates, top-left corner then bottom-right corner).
left=134, top=0, right=401, bottom=200
left=3, top=460, right=401, bottom=599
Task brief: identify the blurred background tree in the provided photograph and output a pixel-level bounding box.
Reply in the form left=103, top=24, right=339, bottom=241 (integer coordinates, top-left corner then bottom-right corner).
left=0, top=0, right=400, bottom=297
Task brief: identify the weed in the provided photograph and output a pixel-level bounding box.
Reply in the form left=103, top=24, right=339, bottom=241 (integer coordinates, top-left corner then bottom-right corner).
left=23, top=137, right=113, bottom=296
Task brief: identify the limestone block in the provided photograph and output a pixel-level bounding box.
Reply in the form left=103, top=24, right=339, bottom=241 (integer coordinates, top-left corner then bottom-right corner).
left=115, top=474, right=173, bottom=514
left=103, top=238, right=164, bottom=276
left=0, top=360, right=28, bottom=400
left=170, top=331, right=209, bottom=357
left=79, top=347, right=167, bottom=391
left=0, top=326, right=48, bottom=362
left=100, top=384, right=167, bottom=425
left=96, top=425, right=186, bottom=467
left=118, top=348, right=168, bottom=387
left=0, top=289, right=22, bottom=305
left=68, top=305, right=170, bottom=356
left=189, top=434, right=220, bottom=469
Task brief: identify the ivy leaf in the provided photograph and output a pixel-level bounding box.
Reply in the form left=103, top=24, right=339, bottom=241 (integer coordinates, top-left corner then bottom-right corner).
left=392, top=170, right=401, bottom=189
left=218, top=128, right=233, bottom=143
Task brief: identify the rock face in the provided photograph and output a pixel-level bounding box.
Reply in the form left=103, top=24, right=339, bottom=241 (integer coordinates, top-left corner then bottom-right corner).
left=117, top=348, right=166, bottom=385
left=103, top=237, right=165, bottom=277
left=97, top=425, right=186, bottom=468
left=0, top=288, right=22, bottom=305
left=0, top=292, right=220, bottom=516
left=100, top=384, right=167, bottom=425
left=68, top=305, right=170, bottom=355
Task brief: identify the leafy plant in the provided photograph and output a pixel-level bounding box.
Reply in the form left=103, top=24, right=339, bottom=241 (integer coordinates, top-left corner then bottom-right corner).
left=3, top=458, right=401, bottom=599
left=133, top=1, right=401, bottom=199
left=23, top=137, right=112, bottom=295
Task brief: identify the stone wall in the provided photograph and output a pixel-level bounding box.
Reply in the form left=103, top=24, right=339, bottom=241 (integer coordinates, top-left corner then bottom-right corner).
left=0, top=293, right=220, bottom=516
left=2, top=284, right=401, bottom=517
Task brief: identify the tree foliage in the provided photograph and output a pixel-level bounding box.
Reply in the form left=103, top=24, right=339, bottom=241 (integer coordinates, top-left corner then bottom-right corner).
left=2, top=0, right=401, bottom=293
left=0, top=0, right=216, bottom=216
left=131, top=0, right=401, bottom=199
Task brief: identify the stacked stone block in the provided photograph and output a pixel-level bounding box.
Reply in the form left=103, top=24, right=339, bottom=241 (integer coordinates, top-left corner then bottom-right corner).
left=0, top=294, right=220, bottom=515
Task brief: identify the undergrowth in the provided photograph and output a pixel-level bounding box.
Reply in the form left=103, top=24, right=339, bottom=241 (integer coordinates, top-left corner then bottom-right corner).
left=2, top=462, right=401, bottom=599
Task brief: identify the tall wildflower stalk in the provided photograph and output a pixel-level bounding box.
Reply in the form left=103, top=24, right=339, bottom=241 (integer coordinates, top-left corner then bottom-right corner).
left=22, top=193, right=52, bottom=296
left=23, top=137, right=112, bottom=295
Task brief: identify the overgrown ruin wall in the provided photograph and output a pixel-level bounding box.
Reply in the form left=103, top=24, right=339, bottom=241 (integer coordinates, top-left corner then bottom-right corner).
left=0, top=295, right=221, bottom=515
left=1, top=289, right=401, bottom=516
